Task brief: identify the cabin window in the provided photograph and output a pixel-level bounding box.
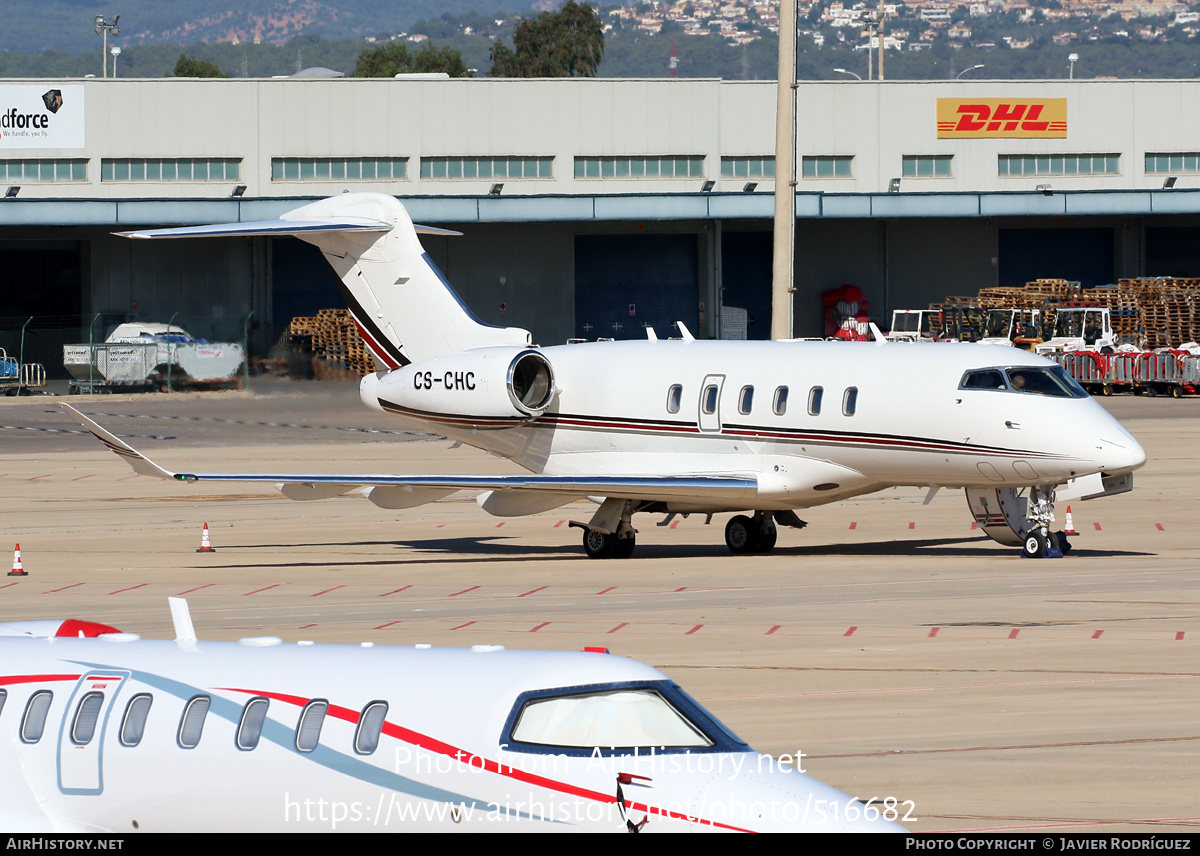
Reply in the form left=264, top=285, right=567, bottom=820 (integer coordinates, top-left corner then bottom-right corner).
left=71, top=692, right=105, bottom=745
left=296, top=700, right=329, bottom=753
left=355, top=701, right=389, bottom=755
left=20, top=691, right=52, bottom=743
left=808, top=386, right=823, bottom=416
left=237, top=698, right=270, bottom=751
left=511, top=689, right=713, bottom=749
left=701, top=384, right=719, bottom=415
left=178, top=695, right=211, bottom=749
left=738, top=385, right=754, bottom=415
left=120, top=694, right=153, bottom=747
left=843, top=387, right=858, bottom=416
left=665, top=384, right=682, bottom=414
left=0, top=688, right=7, bottom=719
left=959, top=369, right=1007, bottom=390
left=773, top=386, right=788, bottom=415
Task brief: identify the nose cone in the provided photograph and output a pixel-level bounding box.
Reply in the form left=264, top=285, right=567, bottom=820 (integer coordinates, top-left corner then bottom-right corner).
left=1097, top=424, right=1146, bottom=475
left=695, top=755, right=905, bottom=832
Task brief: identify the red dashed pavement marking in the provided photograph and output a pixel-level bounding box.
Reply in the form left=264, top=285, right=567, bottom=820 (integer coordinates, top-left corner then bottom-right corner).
left=1176, top=632, right=1186, bottom=641
left=0, top=582, right=19, bottom=591
left=312, top=585, right=344, bottom=597
left=684, top=625, right=703, bottom=635
left=1008, top=628, right=1021, bottom=639
left=908, top=522, right=916, bottom=530
left=530, top=622, right=550, bottom=633
left=118, top=474, right=140, bottom=481
left=449, top=585, right=480, bottom=597
left=380, top=585, right=412, bottom=597
left=177, top=584, right=213, bottom=595
left=669, top=520, right=679, bottom=529
left=607, top=623, right=628, bottom=634
left=849, top=521, right=857, bottom=530
left=44, top=583, right=85, bottom=594
left=373, top=620, right=403, bottom=630
left=495, top=522, right=505, bottom=528
left=109, top=584, right=146, bottom=595
left=436, top=524, right=445, bottom=528
left=29, top=475, right=51, bottom=481
left=673, top=587, right=687, bottom=592
left=244, top=585, right=278, bottom=596
left=1094, top=522, right=1103, bottom=531
left=766, top=625, right=781, bottom=635
left=1092, top=630, right=1104, bottom=639
left=72, top=474, right=94, bottom=481
left=844, top=626, right=857, bottom=637
left=553, top=520, right=564, bottom=528
left=1156, top=523, right=1165, bottom=531
left=299, top=624, right=317, bottom=629
left=970, top=521, right=978, bottom=529
left=450, top=621, right=476, bottom=631
left=518, top=586, right=548, bottom=598
left=596, top=587, right=616, bottom=595
left=928, top=627, right=940, bottom=638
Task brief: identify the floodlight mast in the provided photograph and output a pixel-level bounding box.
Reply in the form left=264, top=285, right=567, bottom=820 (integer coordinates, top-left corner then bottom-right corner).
left=94, top=15, right=121, bottom=79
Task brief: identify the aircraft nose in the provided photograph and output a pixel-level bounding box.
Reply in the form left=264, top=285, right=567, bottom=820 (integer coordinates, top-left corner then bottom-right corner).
left=1097, top=426, right=1146, bottom=474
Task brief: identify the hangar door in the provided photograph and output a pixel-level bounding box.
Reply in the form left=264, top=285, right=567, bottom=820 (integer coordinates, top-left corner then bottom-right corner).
left=0, top=240, right=83, bottom=378
left=271, top=237, right=343, bottom=339
left=1146, top=227, right=1200, bottom=277
left=998, top=228, right=1114, bottom=288
left=720, top=232, right=772, bottom=340
left=574, top=234, right=699, bottom=341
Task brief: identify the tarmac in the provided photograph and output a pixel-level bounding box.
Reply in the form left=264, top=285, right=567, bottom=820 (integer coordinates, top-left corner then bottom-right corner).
left=1, top=378, right=1196, bottom=833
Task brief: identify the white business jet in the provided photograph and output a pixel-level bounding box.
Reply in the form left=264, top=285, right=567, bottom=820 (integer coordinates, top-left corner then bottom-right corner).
left=0, top=601, right=903, bottom=832
left=70, top=192, right=1145, bottom=559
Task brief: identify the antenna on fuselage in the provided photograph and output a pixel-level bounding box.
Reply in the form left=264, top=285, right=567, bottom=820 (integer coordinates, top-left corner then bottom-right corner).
left=169, top=597, right=198, bottom=642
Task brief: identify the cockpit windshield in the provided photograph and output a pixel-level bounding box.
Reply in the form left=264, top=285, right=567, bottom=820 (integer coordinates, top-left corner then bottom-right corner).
left=959, top=366, right=1088, bottom=398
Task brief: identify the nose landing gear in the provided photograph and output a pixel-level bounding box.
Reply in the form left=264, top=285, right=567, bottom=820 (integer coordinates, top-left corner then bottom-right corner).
left=966, top=485, right=1072, bottom=558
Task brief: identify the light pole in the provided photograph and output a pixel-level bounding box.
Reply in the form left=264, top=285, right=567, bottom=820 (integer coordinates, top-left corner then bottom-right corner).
left=94, top=15, right=120, bottom=79
left=110, top=46, right=121, bottom=78
left=1068, top=52, right=1079, bottom=79
left=833, top=67, right=862, bottom=80
left=956, top=63, right=985, bottom=79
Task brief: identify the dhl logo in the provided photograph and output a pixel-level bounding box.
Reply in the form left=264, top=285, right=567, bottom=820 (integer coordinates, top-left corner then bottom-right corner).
left=936, top=98, right=1067, bottom=138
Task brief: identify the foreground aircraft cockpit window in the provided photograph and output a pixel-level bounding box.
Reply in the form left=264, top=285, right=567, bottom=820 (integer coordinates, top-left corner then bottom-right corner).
left=20, top=690, right=52, bottom=744
left=71, top=692, right=105, bottom=745
left=120, top=694, right=153, bottom=747
left=502, top=681, right=749, bottom=756
left=959, top=369, right=1007, bottom=390
left=178, top=695, right=211, bottom=749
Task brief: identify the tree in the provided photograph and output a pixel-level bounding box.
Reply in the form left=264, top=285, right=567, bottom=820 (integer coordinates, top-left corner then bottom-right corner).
left=489, top=1, right=605, bottom=77
left=173, top=54, right=227, bottom=78
left=353, top=41, right=470, bottom=77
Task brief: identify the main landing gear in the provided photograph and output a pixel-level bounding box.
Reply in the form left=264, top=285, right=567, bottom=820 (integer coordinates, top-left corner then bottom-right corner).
left=724, top=513, right=778, bottom=554
left=571, top=497, right=638, bottom=560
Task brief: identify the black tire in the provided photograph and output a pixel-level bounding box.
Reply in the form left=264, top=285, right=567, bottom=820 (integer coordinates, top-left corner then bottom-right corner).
left=725, top=515, right=754, bottom=553
left=613, top=534, right=636, bottom=559
left=753, top=520, right=778, bottom=552
left=1171, top=385, right=1182, bottom=399
left=1101, top=384, right=1113, bottom=397
left=1022, top=531, right=1048, bottom=559
left=583, top=528, right=615, bottom=559
left=1146, top=386, right=1159, bottom=397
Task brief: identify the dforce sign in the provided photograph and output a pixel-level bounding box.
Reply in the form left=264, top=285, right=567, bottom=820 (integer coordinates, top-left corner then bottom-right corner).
left=936, top=98, right=1067, bottom=139
left=0, top=86, right=85, bottom=149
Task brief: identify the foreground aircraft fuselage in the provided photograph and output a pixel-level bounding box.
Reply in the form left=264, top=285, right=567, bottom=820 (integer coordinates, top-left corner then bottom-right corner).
left=0, top=613, right=901, bottom=832
left=84, top=192, right=1144, bottom=558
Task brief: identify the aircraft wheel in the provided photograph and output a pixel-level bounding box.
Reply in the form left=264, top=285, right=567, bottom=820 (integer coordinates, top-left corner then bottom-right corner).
left=613, top=534, right=636, bottom=559
left=753, top=519, right=778, bottom=552
left=583, top=528, right=616, bottom=559
left=725, top=515, right=754, bottom=553
left=1022, top=531, right=1048, bottom=559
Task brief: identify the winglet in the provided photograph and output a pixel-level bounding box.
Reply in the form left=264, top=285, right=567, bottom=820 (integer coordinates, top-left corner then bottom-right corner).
left=168, top=597, right=198, bottom=643
left=62, top=404, right=182, bottom=481
left=869, top=322, right=888, bottom=345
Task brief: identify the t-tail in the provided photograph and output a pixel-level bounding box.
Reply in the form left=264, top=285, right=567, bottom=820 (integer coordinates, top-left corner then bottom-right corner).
left=119, top=192, right=531, bottom=368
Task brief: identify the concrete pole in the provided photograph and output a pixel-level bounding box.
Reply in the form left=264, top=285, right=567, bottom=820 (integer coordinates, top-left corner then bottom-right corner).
left=770, top=0, right=797, bottom=340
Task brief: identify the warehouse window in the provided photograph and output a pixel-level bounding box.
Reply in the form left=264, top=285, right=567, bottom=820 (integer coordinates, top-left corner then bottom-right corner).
left=902, top=155, right=953, bottom=178
left=1145, top=153, right=1200, bottom=174
left=101, top=158, right=240, bottom=182
left=573, top=156, right=704, bottom=179
left=998, top=154, right=1119, bottom=177
left=422, top=156, right=552, bottom=179
left=272, top=157, right=407, bottom=181
left=801, top=156, right=853, bottom=179
left=721, top=156, right=775, bottom=178
left=0, top=159, right=87, bottom=182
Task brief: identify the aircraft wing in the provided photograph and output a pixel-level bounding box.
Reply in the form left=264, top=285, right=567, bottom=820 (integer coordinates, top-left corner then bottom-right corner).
left=64, top=405, right=758, bottom=505
left=115, top=220, right=461, bottom=239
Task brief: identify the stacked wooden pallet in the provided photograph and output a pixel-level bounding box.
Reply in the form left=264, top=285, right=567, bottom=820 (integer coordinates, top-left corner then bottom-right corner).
left=288, top=309, right=376, bottom=378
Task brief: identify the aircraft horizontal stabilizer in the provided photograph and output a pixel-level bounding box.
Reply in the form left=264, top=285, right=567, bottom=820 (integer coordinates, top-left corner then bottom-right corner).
left=65, top=406, right=758, bottom=507
left=116, top=220, right=461, bottom=240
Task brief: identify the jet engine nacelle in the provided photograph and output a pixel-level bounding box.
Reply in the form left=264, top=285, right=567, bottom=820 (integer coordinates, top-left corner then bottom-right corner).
left=361, top=347, right=556, bottom=424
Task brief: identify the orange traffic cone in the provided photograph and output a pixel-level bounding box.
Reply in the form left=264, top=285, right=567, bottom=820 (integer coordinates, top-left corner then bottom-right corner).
left=1064, top=506, right=1078, bottom=535
left=8, top=543, right=26, bottom=577
left=196, top=523, right=216, bottom=553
